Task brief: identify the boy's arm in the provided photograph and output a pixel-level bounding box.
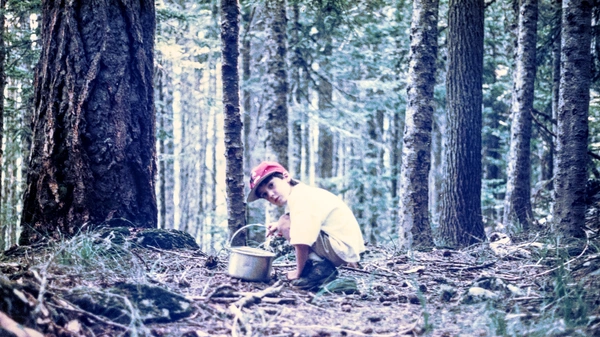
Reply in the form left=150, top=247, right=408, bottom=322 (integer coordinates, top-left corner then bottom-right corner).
left=287, top=244, right=310, bottom=280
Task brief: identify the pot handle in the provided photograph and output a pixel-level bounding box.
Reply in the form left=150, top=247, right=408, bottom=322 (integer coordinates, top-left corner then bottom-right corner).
left=228, top=223, right=266, bottom=248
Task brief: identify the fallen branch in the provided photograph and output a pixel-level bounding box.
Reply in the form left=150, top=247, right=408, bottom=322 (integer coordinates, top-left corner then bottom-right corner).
left=233, top=281, right=283, bottom=308
left=448, top=261, right=496, bottom=272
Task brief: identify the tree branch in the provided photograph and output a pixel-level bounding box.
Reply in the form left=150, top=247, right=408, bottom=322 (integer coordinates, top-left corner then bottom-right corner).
left=530, top=109, right=556, bottom=139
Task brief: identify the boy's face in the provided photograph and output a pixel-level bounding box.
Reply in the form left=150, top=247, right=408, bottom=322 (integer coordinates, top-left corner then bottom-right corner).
left=257, top=175, right=292, bottom=207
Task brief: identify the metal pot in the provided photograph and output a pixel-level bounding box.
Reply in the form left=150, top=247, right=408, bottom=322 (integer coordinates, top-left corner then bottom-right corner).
left=227, top=224, right=276, bottom=282
left=228, top=246, right=276, bottom=281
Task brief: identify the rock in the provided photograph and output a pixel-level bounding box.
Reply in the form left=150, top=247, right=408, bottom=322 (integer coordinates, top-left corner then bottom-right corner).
left=439, top=285, right=456, bottom=302
left=135, top=229, right=199, bottom=250
left=97, top=227, right=130, bottom=245
left=462, top=286, right=499, bottom=304
left=65, top=283, right=194, bottom=324
left=408, top=295, right=421, bottom=305
left=507, top=284, right=524, bottom=296
left=473, top=276, right=507, bottom=292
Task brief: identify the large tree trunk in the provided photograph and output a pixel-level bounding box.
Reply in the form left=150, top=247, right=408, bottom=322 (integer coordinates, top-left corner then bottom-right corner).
left=221, top=0, right=246, bottom=246
left=398, top=0, right=438, bottom=249
left=20, top=0, right=157, bottom=245
left=264, top=0, right=289, bottom=167
left=439, top=0, right=486, bottom=247
left=503, top=0, right=538, bottom=231
left=554, top=0, right=592, bottom=238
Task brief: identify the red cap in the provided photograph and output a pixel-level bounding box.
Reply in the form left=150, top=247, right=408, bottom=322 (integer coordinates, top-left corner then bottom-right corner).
left=247, top=161, right=288, bottom=202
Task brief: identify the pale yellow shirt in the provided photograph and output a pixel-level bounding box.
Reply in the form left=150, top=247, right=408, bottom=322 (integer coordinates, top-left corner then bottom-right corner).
left=287, top=183, right=365, bottom=262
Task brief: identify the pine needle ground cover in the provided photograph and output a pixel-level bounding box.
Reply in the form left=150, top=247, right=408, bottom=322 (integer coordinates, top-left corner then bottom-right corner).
left=0, top=227, right=599, bottom=337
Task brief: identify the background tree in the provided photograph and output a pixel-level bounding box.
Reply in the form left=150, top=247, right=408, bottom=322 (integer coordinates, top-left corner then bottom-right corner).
left=439, top=0, right=486, bottom=247
left=554, top=0, right=592, bottom=238
left=264, top=0, right=289, bottom=166
left=20, top=0, right=157, bottom=244
left=503, top=0, right=538, bottom=231
left=2, top=0, right=599, bottom=253
left=0, top=0, right=6, bottom=230
left=397, top=0, right=438, bottom=249
left=221, top=0, right=246, bottom=246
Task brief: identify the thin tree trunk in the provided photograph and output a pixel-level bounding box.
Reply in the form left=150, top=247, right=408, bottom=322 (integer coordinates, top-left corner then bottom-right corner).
left=503, top=0, right=538, bottom=231
left=221, top=0, right=246, bottom=246
left=318, top=45, right=334, bottom=181
left=242, top=3, right=253, bottom=177
left=264, top=0, right=289, bottom=167
left=554, top=0, right=592, bottom=239
left=20, top=0, right=157, bottom=244
left=179, top=72, right=191, bottom=232
left=548, top=0, right=562, bottom=191
left=290, top=2, right=302, bottom=178
left=0, top=0, right=5, bottom=224
left=439, top=0, right=486, bottom=248
left=398, top=0, right=438, bottom=249
left=156, top=58, right=175, bottom=230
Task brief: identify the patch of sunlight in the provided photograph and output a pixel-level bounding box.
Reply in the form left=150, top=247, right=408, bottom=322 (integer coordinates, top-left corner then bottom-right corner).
left=495, top=64, right=509, bottom=78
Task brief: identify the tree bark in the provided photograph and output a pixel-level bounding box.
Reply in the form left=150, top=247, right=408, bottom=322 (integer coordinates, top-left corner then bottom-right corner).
left=398, top=0, right=438, bottom=249
left=503, top=0, right=538, bottom=231
left=264, top=0, right=289, bottom=167
left=221, top=0, right=246, bottom=246
left=20, top=0, right=157, bottom=245
left=241, top=2, right=253, bottom=178
left=439, top=0, right=486, bottom=247
left=0, top=0, right=5, bottom=227
left=548, top=0, right=562, bottom=191
left=554, top=0, right=592, bottom=238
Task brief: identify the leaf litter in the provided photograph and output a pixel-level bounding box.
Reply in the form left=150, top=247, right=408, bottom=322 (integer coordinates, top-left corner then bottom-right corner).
left=0, top=227, right=599, bottom=337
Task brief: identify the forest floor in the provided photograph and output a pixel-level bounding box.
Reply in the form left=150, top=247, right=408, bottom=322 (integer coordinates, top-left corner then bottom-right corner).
left=0, top=225, right=599, bottom=337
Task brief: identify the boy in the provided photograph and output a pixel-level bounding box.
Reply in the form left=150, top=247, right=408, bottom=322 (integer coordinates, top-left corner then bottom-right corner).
left=247, top=161, right=365, bottom=289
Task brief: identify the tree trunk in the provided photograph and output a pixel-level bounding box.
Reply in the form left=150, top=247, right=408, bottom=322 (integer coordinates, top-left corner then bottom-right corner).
left=264, top=0, right=289, bottom=167
left=366, top=110, right=382, bottom=244
left=20, top=0, right=157, bottom=245
left=0, top=0, right=5, bottom=224
left=503, top=0, right=538, bottom=231
left=548, top=0, right=562, bottom=191
left=179, top=71, right=191, bottom=232
left=439, top=0, right=486, bottom=248
left=554, top=0, right=592, bottom=238
left=398, top=0, right=438, bottom=249
left=156, top=59, right=175, bottom=230
left=221, top=0, right=246, bottom=247
left=242, top=3, right=253, bottom=178
left=289, top=2, right=303, bottom=178
left=318, top=42, right=334, bottom=181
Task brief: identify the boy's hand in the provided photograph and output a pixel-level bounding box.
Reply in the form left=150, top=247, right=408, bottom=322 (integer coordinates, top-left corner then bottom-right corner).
left=286, top=269, right=300, bottom=280
left=266, top=221, right=281, bottom=237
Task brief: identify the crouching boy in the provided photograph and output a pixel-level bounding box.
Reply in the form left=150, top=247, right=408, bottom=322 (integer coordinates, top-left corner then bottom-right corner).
left=247, top=161, right=365, bottom=289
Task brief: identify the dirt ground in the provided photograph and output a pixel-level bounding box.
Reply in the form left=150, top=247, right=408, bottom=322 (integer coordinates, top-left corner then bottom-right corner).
left=1, top=228, right=599, bottom=337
